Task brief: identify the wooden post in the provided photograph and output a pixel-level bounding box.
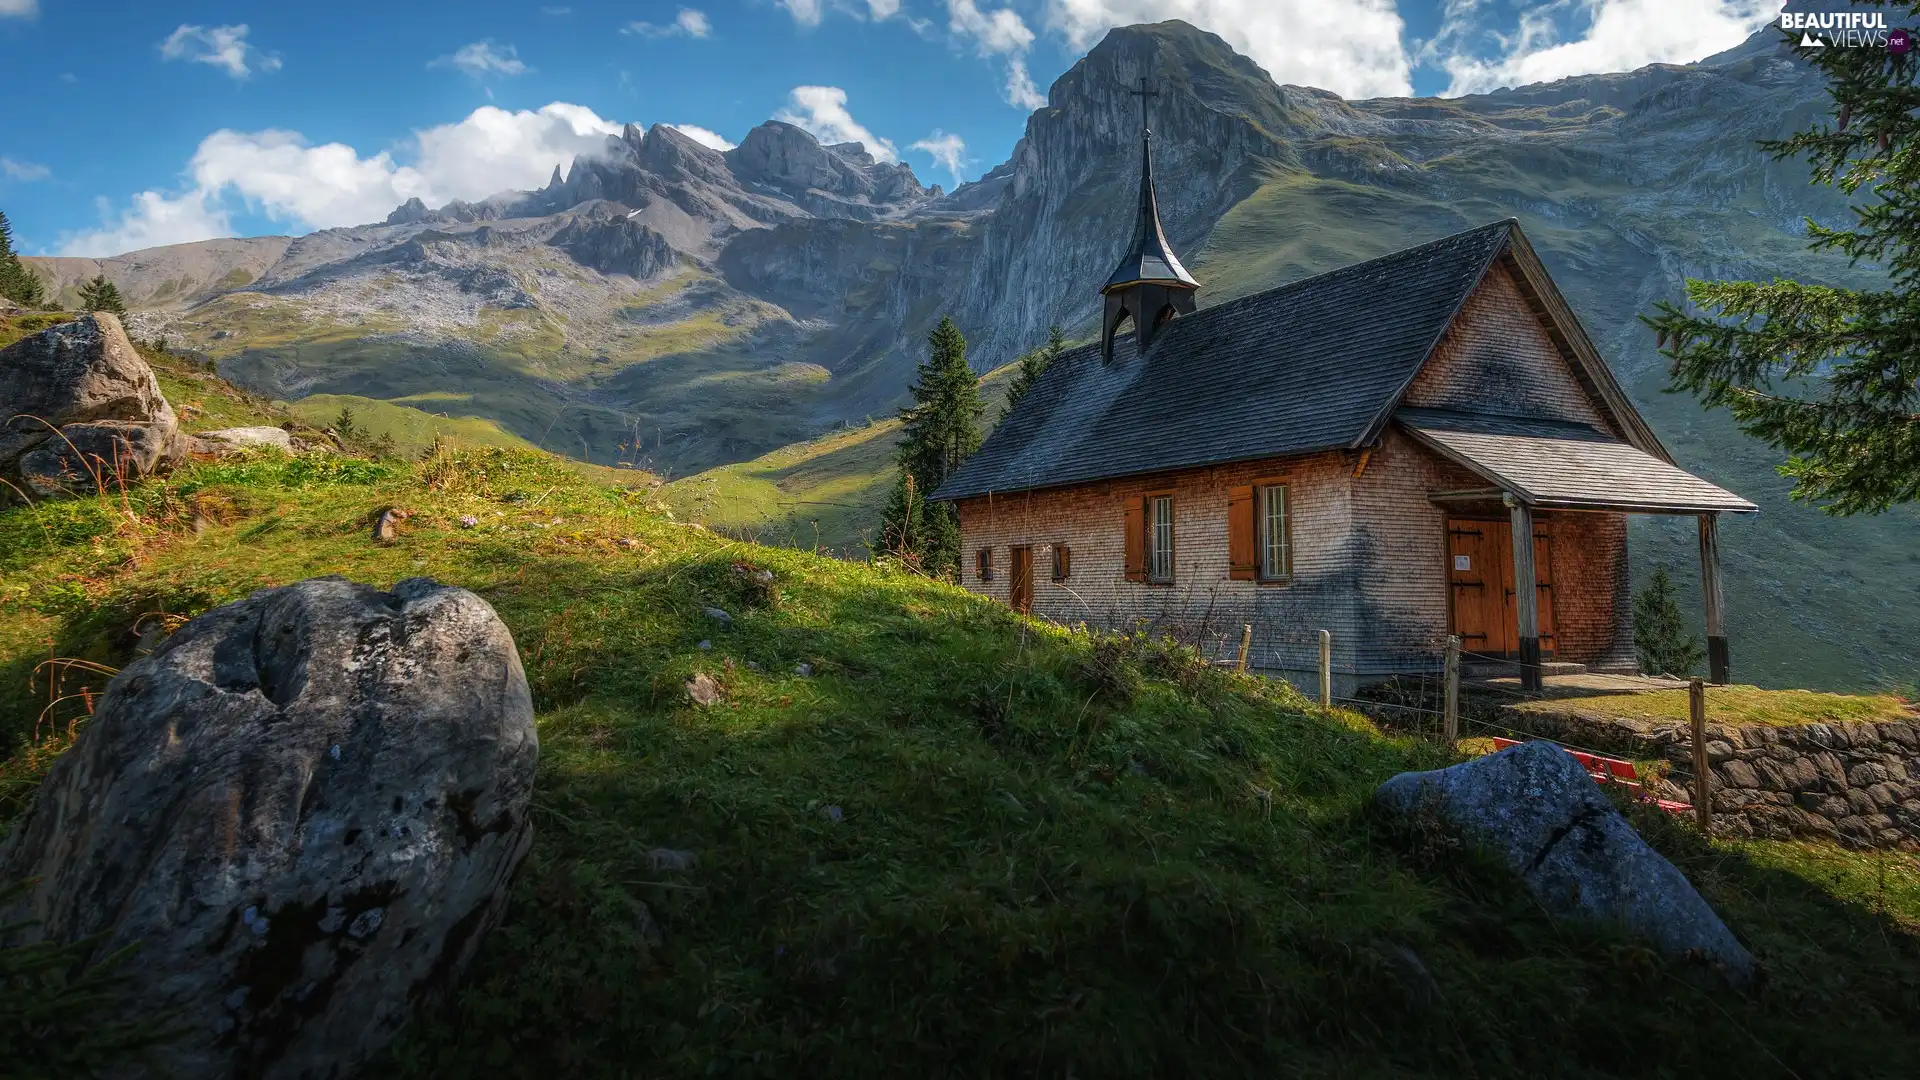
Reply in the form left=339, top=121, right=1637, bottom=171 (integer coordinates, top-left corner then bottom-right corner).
left=1698, top=513, right=1729, bottom=685
left=1507, top=497, right=1542, bottom=693
left=1235, top=623, right=1252, bottom=673
left=1690, top=676, right=1712, bottom=834
left=1318, top=629, right=1332, bottom=708
left=1443, top=635, right=1461, bottom=744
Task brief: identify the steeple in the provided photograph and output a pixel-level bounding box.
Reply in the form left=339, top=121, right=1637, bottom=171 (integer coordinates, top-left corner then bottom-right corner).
left=1100, top=75, right=1198, bottom=363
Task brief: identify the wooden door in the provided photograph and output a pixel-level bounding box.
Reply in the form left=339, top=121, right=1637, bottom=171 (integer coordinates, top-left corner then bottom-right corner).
left=1009, top=546, right=1033, bottom=614
left=1448, top=520, right=1505, bottom=655
left=1448, top=519, right=1556, bottom=658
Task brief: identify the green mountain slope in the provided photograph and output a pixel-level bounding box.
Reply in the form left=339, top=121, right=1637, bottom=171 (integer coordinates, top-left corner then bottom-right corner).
left=2, top=379, right=1916, bottom=1076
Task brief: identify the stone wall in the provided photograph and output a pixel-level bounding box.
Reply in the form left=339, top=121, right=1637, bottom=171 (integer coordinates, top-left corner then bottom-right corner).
left=1499, top=705, right=1920, bottom=850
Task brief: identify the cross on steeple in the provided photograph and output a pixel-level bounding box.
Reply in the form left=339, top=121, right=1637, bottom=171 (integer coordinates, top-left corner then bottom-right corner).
left=1098, top=70, right=1198, bottom=364
left=1129, top=76, right=1158, bottom=139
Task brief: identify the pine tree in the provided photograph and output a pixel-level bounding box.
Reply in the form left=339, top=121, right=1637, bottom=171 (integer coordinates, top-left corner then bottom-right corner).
left=1633, top=567, right=1704, bottom=677
left=880, top=316, right=983, bottom=577
left=0, top=209, right=47, bottom=308
left=1643, top=21, right=1920, bottom=515
left=1000, top=324, right=1066, bottom=423
left=76, top=274, right=125, bottom=315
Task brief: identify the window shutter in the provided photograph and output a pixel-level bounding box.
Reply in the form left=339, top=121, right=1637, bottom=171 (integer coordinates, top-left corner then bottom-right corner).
left=1228, top=484, right=1256, bottom=580
left=1122, top=497, right=1145, bottom=582
left=1054, top=544, right=1072, bottom=581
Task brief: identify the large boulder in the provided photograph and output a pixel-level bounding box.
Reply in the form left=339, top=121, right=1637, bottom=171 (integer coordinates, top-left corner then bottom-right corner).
left=0, top=576, right=539, bottom=1080
left=189, top=425, right=297, bottom=456
left=17, top=418, right=190, bottom=495
left=1375, top=741, right=1755, bottom=983
left=0, top=312, right=186, bottom=493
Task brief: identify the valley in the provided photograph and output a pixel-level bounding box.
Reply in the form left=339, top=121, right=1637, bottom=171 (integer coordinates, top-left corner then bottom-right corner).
left=23, top=20, right=1918, bottom=692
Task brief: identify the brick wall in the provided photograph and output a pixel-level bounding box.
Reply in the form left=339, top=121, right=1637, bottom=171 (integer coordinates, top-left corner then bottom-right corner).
left=952, top=261, right=1642, bottom=687
left=1406, top=262, right=1615, bottom=433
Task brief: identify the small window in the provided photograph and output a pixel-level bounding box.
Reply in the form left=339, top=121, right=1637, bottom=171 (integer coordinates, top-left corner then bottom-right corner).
left=1147, top=494, right=1174, bottom=583
left=1259, top=483, right=1291, bottom=580
left=977, top=548, right=994, bottom=581
left=1052, top=544, right=1071, bottom=582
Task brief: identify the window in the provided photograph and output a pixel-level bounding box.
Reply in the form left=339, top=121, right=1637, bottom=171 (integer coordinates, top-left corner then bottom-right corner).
left=976, top=548, right=994, bottom=581
left=1052, top=544, right=1072, bottom=582
left=1259, top=483, right=1291, bottom=580
left=1147, top=495, right=1174, bottom=582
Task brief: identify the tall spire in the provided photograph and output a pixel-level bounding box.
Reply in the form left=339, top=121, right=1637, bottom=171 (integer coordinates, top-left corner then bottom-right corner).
left=1100, top=75, right=1198, bottom=363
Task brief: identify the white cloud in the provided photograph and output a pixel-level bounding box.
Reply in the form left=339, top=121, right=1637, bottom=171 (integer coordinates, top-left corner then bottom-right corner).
left=665, top=123, right=736, bottom=150
left=866, top=0, right=901, bottom=17
left=910, top=130, right=968, bottom=181
left=1433, top=0, right=1779, bottom=96
left=625, top=8, right=712, bottom=38
left=949, top=0, right=1034, bottom=53
left=947, top=0, right=1052, bottom=110
left=434, top=40, right=531, bottom=77
left=61, top=191, right=233, bottom=257
left=1043, top=0, right=1412, bottom=99
left=1, top=157, right=51, bottom=182
left=778, top=0, right=825, bottom=28
left=159, top=24, right=281, bottom=80
left=775, top=86, right=899, bottom=162
left=541, top=5, right=572, bottom=12
left=59, top=103, right=625, bottom=256
left=0, top=0, right=37, bottom=17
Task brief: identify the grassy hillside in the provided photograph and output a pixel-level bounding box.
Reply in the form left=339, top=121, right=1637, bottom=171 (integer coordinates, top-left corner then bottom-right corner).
left=2, top=355, right=1918, bottom=1075
left=660, top=358, right=1020, bottom=557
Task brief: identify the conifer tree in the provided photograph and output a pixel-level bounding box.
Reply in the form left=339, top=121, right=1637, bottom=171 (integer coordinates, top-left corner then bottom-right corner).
left=1000, top=324, right=1066, bottom=422
left=880, top=316, right=983, bottom=576
left=76, top=274, right=126, bottom=315
left=1633, top=567, right=1704, bottom=677
left=0, top=209, right=47, bottom=308
left=1644, top=19, right=1920, bottom=514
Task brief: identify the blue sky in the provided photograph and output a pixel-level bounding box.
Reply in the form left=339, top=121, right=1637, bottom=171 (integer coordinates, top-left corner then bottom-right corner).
left=0, top=1, right=1786, bottom=257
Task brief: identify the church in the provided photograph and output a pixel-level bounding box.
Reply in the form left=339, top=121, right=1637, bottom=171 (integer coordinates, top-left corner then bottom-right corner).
left=931, top=86, right=1756, bottom=694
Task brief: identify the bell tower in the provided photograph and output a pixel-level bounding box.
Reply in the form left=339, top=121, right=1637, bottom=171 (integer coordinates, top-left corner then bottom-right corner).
left=1100, top=76, right=1198, bottom=363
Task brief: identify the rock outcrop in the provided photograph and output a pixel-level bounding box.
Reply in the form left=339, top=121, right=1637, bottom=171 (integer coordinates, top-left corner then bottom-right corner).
left=0, top=576, right=539, bottom=1080
left=0, top=312, right=187, bottom=496
left=188, top=425, right=297, bottom=455
left=1375, top=740, right=1755, bottom=984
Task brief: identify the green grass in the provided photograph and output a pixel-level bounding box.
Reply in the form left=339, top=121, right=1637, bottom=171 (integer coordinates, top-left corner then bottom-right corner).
left=285, top=393, right=541, bottom=458
left=1512, top=685, right=1917, bottom=728
left=1, top=440, right=1918, bottom=1078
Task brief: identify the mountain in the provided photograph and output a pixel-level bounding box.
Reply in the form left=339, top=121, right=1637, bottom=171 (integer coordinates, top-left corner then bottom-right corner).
left=21, top=20, right=1917, bottom=691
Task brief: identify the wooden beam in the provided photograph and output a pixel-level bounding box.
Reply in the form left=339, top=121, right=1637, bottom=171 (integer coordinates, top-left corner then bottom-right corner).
left=1698, top=512, right=1729, bottom=685
left=1508, top=496, right=1542, bottom=692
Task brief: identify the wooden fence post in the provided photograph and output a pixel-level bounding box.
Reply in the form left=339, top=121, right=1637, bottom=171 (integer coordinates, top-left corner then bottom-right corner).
left=1318, top=629, right=1332, bottom=708
left=1444, top=635, right=1461, bottom=744
left=1235, top=624, right=1252, bottom=673
left=1690, top=677, right=1711, bottom=833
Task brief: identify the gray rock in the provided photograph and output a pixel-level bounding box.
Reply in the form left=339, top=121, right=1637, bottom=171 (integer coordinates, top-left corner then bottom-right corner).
left=0, top=575, right=538, bottom=1080
left=0, top=313, right=186, bottom=493
left=793, top=662, right=813, bottom=677
left=702, top=606, right=733, bottom=629
left=0, top=312, right=175, bottom=464
left=1375, top=741, right=1755, bottom=983
left=189, top=426, right=296, bottom=455
left=646, top=848, right=699, bottom=872
left=17, top=418, right=189, bottom=496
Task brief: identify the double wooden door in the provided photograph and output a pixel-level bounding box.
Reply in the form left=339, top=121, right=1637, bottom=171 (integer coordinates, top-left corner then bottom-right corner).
left=1447, top=519, right=1555, bottom=658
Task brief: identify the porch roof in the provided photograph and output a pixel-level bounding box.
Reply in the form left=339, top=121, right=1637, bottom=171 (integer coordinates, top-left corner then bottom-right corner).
left=1395, top=408, right=1758, bottom=514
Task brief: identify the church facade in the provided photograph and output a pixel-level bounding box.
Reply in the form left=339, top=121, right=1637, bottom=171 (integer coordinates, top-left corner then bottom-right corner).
left=931, top=95, right=1756, bottom=693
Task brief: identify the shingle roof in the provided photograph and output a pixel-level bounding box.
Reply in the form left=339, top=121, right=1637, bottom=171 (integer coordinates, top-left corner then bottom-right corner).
left=1394, top=408, right=1758, bottom=513
left=934, top=219, right=1515, bottom=501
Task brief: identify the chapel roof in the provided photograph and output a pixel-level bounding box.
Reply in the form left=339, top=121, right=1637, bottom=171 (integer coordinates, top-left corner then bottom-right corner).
left=938, top=218, right=1589, bottom=502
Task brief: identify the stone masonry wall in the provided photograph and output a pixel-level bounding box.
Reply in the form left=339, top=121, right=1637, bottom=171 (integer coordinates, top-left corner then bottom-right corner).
left=1500, top=705, right=1920, bottom=850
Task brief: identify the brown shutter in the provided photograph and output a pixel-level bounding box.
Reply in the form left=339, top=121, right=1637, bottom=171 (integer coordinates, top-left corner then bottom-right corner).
left=1122, top=497, right=1145, bottom=582
left=1228, top=484, right=1256, bottom=580
left=1054, top=544, right=1072, bottom=581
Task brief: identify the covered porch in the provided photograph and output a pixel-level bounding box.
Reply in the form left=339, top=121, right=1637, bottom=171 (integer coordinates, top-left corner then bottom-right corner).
left=1398, top=408, right=1759, bottom=692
